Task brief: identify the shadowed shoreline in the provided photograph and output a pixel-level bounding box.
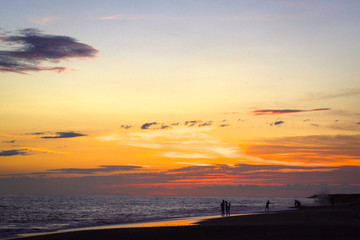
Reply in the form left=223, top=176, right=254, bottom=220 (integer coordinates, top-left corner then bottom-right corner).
left=9, top=203, right=360, bottom=240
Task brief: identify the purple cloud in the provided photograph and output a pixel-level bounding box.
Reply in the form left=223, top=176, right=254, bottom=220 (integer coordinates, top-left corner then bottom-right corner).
left=41, top=131, right=87, bottom=139
left=0, top=149, right=29, bottom=157
left=121, top=125, right=133, bottom=129
left=141, top=122, right=158, bottom=129
left=46, top=165, right=143, bottom=174
left=252, top=108, right=330, bottom=115
left=0, top=28, right=98, bottom=73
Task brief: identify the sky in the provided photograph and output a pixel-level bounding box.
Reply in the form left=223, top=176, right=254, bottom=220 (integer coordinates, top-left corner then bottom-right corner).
left=1, top=0, right=360, bottom=197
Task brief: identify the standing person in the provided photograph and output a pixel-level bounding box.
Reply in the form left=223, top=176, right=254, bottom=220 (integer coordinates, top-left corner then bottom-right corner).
left=220, top=200, right=225, bottom=216
left=226, top=201, right=231, bottom=216
left=265, top=200, right=271, bottom=212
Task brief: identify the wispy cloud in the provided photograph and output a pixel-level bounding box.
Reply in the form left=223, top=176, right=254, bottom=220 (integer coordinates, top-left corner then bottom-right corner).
left=163, top=152, right=215, bottom=159
left=0, top=149, right=29, bottom=156
left=40, top=131, right=87, bottom=139
left=246, top=134, right=360, bottom=166
left=269, top=120, right=285, bottom=126
left=29, top=16, right=58, bottom=25
left=121, top=125, right=133, bottom=129
left=23, top=147, right=70, bottom=155
left=45, top=165, right=143, bottom=175
left=0, top=28, right=98, bottom=73
left=93, top=12, right=307, bottom=23
left=97, top=126, right=261, bottom=162
left=141, top=122, right=159, bottom=130
left=140, top=120, right=215, bottom=130
left=252, top=108, right=330, bottom=115
left=26, top=131, right=87, bottom=139
left=2, top=163, right=359, bottom=196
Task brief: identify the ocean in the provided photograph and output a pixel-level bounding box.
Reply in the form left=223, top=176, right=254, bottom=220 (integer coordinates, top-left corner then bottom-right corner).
left=0, top=194, right=314, bottom=239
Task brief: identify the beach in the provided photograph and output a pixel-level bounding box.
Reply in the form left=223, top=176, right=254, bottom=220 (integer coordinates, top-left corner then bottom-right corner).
left=12, top=204, right=360, bottom=240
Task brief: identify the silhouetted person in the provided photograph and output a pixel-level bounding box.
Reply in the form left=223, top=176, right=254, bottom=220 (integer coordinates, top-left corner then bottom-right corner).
left=294, top=200, right=301, bottom=208
left=265, top=200, right=271, bottom=211
left=220, top=200, right=225, bottom=215
left=226, top=202, right=231, bottom=216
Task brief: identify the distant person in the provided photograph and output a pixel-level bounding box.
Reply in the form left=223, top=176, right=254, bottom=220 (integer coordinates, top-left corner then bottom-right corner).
left=224, top=201, right=228, bottom=215
left=220, top=200, right=225, bottom=215
left=294, top=200, right=301, bottom=208
left=265, top=200, right=272, bottom=211
left=226, top=202, right=231, bottom=216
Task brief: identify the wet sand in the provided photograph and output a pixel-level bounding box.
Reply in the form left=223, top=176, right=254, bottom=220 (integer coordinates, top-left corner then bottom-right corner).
left=12, top=205, right=360, bottom=240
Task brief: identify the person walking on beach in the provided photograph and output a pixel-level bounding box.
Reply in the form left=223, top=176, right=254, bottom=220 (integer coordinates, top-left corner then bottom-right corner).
left=226, top=201, right=231, bottom=216
left=265, top=200, right=271, bottom=212
left=220, top=200, right=225, bottom=216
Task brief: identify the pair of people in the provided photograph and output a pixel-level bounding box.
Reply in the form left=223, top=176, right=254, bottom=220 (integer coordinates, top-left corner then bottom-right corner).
left=220, top=200, right=231, bottom=216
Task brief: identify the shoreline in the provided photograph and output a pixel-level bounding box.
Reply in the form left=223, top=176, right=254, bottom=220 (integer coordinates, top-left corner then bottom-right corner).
left=8, top=204, right=360, bottom=240
left=10, top=212, right=265, bottom=239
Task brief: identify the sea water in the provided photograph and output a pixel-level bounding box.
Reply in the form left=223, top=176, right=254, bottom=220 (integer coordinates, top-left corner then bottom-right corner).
left=0, top=194, right=314, bottom=239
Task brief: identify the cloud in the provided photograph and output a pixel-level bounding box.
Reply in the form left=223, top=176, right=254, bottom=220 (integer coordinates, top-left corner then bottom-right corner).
left=26, top=132, right=45, bottom=135
left=29, top=16, right=58, bottom=25
left=224, top=112, right=241, bottom=114
left=245, top=134, right=360, bottom=166
left=163, top=152, right=215, bottom=159
left=45, top=165, right=143, bottom=174
left=138, top=120, right=228, bottom=130
left=3, top=140, right=15, bottom=143
left=175, top=162, right=212, bottom=166
left=23, top=147, right=70, bottom=155
left=274, top=120, right=284, bottom=126
left=184, top=120, right=200, bottom=127
left=41, top=131, right=87, bottom=139
left=97, top=126, right=251, bottom=161
left=93, top=12, right=308, bottom=24
left=1, top=163, right=359, bottom=196
left=252, top=108, right=330, bottom=115
left=357, top=122, right=360, bottom=125
left=121, top=125, right=133, bottom=129
left=141, top=122, right=158, bottom=129
left=268, top=120, right=285, bottom=126
left=0, top=149, right=29, bottom=156
left=199, top=121, right=213, bottom=127
left=0, top=28, right=98, bottom=73
left=219, top=124, right=230, bottom=127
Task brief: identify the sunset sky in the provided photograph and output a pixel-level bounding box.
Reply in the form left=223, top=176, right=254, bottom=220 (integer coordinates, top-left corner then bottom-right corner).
left=1, top=0, right=359, bottom=197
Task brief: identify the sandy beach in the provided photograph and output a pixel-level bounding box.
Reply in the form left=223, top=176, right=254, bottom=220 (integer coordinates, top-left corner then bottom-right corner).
left=11, top=204, right=360, bottom=240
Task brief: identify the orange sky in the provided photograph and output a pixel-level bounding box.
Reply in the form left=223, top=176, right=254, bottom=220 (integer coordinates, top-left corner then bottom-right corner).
left=1, top=0, right=360, bottom=197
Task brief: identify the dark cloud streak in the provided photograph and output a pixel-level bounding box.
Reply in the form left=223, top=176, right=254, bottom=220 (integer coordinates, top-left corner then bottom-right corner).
left=0, top=149, right=29, bottom=156
left=0, top=28, right=98, bottom=73
left=252, top=108, right=330, bottom=115
left=41, top=131, right=87, bottom=139
left=45, top=165, right=143, bottom=174
left=141, top=122, right=158, bottom=129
